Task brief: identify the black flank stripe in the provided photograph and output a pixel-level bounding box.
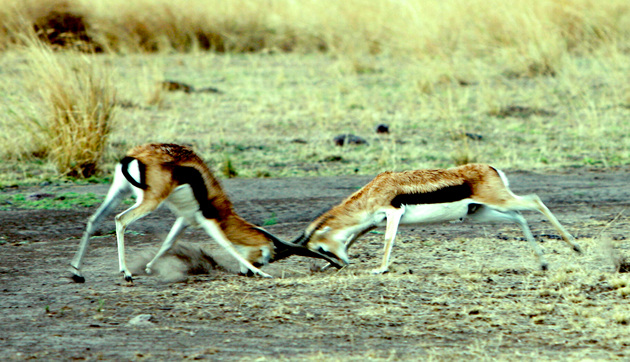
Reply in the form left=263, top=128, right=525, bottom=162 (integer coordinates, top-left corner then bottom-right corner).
left=120, top=156, right=147, bottom=190
left=391, top=183, right=472, bottom=208
left=172, top=166, right=220, bottom=220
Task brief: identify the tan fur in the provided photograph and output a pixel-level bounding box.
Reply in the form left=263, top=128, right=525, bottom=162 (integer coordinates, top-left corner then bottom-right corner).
left=308, top=164, right=502, bottom=234
left=69, top=143, right=279, bottom=282
left=303, top=164, right=581, bottom=273
left=127, top=143, right=268, bottom=248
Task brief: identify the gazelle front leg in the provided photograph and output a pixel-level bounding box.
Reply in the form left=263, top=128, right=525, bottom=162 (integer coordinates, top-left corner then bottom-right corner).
left=145, top=216, right=189, bottom=275
left=196, top=213, right=272, bottom=278
left=69, top=204, right=113, bottom=282
left=69, top=172, right=131, bottom=282
left=115, top=201, right=159, bottom=282
left=371, top=207, right=405, bottom=275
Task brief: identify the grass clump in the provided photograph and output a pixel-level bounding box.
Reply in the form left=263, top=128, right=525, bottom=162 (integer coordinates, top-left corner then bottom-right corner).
left=0, top=0, right=627, bottom=58
left=12, top=42, right=116, bottom=178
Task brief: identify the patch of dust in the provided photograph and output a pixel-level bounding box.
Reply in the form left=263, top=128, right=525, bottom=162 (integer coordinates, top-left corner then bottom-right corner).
left=129, top=242, right=227, bottom=283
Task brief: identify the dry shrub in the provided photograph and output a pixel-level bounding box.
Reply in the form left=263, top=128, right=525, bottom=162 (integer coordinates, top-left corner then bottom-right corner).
left=0, top=0, right=627, bottom=58
left=86, top=0, right=291, bottom=53
left=0, top=0, right=101, bottom=52
left=21, top=43, right=116, bottom=178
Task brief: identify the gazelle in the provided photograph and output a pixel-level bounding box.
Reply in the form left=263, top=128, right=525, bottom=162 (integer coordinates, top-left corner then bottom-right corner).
left=69, top=143, right=341, bottom=283
left=293, top=164, right=581, bottom=274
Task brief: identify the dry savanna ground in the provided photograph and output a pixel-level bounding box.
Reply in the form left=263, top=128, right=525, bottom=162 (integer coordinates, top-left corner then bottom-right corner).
left=1, top=0, right=630, bottom=360
left=1, top=170, right=630, bottom=360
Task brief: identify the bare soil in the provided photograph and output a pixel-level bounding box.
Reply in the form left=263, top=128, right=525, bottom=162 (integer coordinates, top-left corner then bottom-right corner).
left=1, top=169, right=630, bottom=360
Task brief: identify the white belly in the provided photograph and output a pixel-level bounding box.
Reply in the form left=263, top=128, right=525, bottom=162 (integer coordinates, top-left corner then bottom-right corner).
left=397, top=199, right=472, bottom=225
left=165, top=184, right=202, bottom=225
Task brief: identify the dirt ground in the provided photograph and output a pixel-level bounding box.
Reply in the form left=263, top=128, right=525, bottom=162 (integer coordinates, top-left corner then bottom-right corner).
left=1, top=169, right=630, bottom=360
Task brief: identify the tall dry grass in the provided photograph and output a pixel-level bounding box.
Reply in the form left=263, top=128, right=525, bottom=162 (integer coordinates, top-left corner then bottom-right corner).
left=0, top=0, right=627, bottom=58
left=0, top=0, right=629, bottom=183
left=5, top=41, right=117, bottom=178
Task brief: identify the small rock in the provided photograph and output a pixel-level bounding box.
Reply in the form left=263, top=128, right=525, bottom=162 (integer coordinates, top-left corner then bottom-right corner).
left=333, top=134, right=368, bottom=146
left=375, top=124, right=389, bottom=134
left=196, top=86, right=222, bottom=94
left=161, top=80, right=194, bottom=93
left=26, top=193, right=55, bottom=201
left=161, top=80, right=222, bottom=94
left=465, top=132, right=483, bottom=141
left=492, top=105, right=556, bottom=119
left=128, top=314, right=155, bottom=326
left=320, top=155, right=343, bottom=162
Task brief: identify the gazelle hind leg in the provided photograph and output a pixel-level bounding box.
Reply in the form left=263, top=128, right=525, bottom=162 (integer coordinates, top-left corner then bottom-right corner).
left=69, top=170, right=132, bottom=282
left=470, top=206, right=548, bottom=270
left=504, top=194, right=581, bottom=253
left=372, top=208, right=404, bottom=275
left=196, top=213, right=272, bottom=278
left=522, top=194, right=581, bottom=253
left=512, top=212, right=549, bottom=270
left=145, top=217, right=188, bottom=274
left=115, top=200, right=160, bottom=282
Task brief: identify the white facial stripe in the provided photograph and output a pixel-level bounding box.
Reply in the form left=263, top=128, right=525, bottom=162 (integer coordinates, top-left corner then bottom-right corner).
left=311, top=242, right=330, bottom=252
left=311, top=241, right=350, bottom=264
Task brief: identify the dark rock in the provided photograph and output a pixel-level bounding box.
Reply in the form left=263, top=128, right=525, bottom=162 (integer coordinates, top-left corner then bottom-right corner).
left=333, top=134, right=368, bottom=146
left=465, top=133, right=483, bottom=141
left=375, top=124, right=389, bottom=134
left=162, top=80, right=194, bottom=93
left=26, top=193, right=55, bottom=201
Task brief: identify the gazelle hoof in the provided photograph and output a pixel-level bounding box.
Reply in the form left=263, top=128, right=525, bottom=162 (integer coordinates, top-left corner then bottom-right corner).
left=70, top=273, right=85, bottom=283
left=573, top=245, right=582, bottom=254
left=241, top=270, right=272, bottom=278
left=68, top=266, right=86, bottom=283
left=145, top=267, right=153, bottom=275
left=540, top=263, right=549, bottom=271
left=122, top=272, right=133, bottom=282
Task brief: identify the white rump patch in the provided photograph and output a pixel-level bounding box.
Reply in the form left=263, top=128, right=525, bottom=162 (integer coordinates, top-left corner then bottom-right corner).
left=126, top=159, right=143, bottom=187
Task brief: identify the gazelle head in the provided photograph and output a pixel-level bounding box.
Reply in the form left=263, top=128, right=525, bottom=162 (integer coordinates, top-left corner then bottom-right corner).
left=253, top=227, right=344, bottom=268
left=292, top=226, right=350, bottom=267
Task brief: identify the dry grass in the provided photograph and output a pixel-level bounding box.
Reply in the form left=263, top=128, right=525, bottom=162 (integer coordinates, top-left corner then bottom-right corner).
left=0, top=49, right=629, bottom=184
left=0, top=0, right=628, bottom=57
left=0, top=0, right=628, bottom=184
left=2, top=49, right=628, bottom=184
left=2, top=41, right=116, bottom=178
